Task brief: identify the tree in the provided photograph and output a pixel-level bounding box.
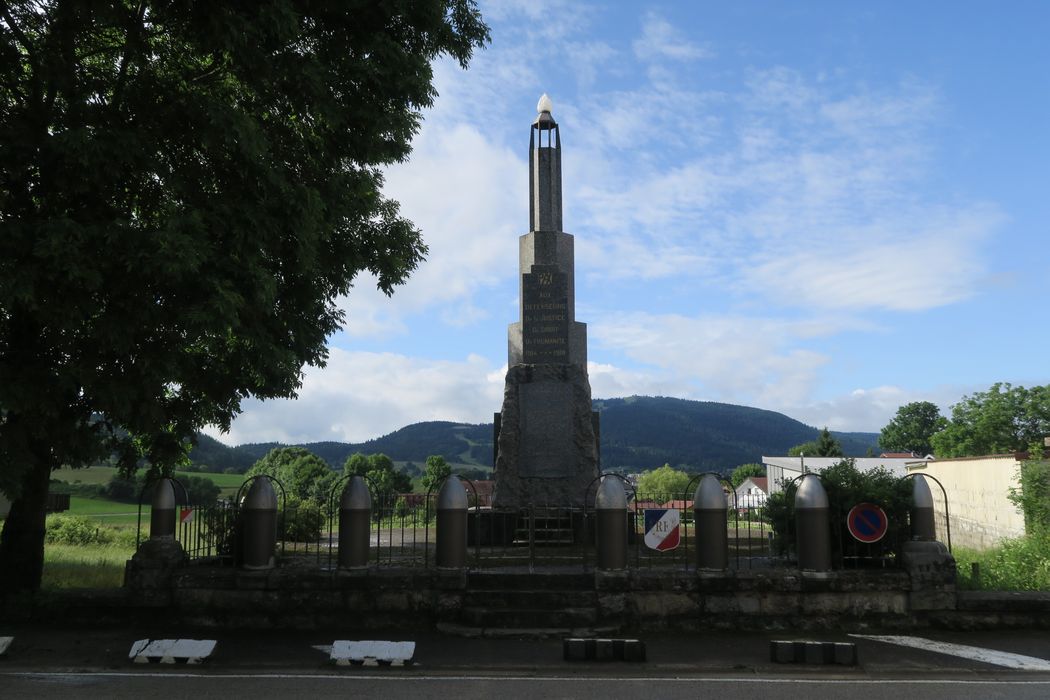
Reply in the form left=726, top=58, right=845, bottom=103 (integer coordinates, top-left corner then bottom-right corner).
left=420, top=455, right=452, bottom=494
left=636, top=464, right=691, bottom=498
left=1009, top=441, right=1050, bottom=535
left=0, top=2, right=488, bottom=591
left=930, top=383, right=1050, bottom=458
left=730, top=463, right=765, bottom=489
left=343, top=452, right=410, bottom=503
left=245, top=447, right=331, bottom=502
left=879, top=401, right=947, bottom=456
left=788, top=427, right=843, bottom=457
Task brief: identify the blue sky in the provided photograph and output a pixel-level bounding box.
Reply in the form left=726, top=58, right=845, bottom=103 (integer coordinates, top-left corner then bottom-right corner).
left=209, top=1, right=1049, bottom=446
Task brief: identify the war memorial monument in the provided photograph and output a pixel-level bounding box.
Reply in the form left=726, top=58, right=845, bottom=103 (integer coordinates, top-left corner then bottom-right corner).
left=115, top=97, right=964, bottom=640
left=491, top=94, right=600, bottom=511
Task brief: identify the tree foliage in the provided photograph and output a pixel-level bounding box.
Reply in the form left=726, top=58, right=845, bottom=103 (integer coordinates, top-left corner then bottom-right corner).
left=765, top=459, right=912, bottom=558
left=0, top=1, right=488, bottom=591
left=730, top=463, right=765, bottom=489
left=1009, top=441, right=1050, bottom=536
left=245, top=447, right=335, bottom=503
left=635, top=464, right=692, bottom=498
left=788, top=427, right=844, bottom=457
left=420, top=455, right=452, bottom=494
left=930, top=383, right=1050, bottom=458
left=879, top=401, right=946, bottom=456
left=343, top=452, right=411, bottom=502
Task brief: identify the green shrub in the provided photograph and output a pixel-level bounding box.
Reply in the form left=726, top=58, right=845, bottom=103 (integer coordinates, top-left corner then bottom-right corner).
left=766, top=459, right=911, bottom=558
left=955, top=533, right=1050, bottom=591
left=45, top=513, right=113, bottom=545
left=280, top=498, right=325, bottom=543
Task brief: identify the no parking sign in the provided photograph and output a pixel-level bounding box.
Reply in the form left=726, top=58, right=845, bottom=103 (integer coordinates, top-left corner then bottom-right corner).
left=846, top=503, right=888, bottom=543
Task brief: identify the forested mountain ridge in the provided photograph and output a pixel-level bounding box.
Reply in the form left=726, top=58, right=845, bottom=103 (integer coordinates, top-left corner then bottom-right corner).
left=189, top=396, right=878, bottom=473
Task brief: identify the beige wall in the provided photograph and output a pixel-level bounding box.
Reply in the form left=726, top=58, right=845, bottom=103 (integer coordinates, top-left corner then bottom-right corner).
left=908, top=455, right=1026, bottom=551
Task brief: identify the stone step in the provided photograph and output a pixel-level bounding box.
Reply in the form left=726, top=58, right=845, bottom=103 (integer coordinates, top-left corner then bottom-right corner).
left=460, top=606, right=598, bottom=629
left=467, top=571, right=593, bottom=590
left=463, top=589, right=597, bottom=609
left=436, top=622, right=623, bottom=640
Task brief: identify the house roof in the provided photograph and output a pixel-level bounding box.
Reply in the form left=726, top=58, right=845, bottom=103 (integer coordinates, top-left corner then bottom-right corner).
left=748, top=477, right=768, bottom=492
left=880, top=452, right=918, bottom=458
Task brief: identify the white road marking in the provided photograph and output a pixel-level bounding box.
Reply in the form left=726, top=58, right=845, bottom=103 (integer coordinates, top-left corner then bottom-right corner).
left=4, top=672, right=1050, bottom=685
left=850, top=634, right=1050, bottom=671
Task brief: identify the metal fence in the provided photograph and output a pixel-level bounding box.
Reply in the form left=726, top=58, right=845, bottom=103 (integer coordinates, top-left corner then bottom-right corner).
left=137, top=472, right=949, bottom=573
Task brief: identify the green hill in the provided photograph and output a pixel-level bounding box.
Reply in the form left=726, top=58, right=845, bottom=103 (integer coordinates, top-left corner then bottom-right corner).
left=190, top=396, right=878, bottom=474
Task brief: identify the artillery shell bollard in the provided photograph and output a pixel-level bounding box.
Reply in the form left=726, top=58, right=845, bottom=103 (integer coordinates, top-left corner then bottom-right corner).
left=241, top=477, right=278, bottom=570
left=795, top=474, right=831, bottom=572
left=693, top=474, right=728, bottom=571
left=436, top=475, right=468, bottom=569
left=910, top=475, right=936, bottom=541
left=339, top=476, right=372, bottom=569
left=150, top=478, right=177, bottom=540
left=595, top=477, right=628, bottom=571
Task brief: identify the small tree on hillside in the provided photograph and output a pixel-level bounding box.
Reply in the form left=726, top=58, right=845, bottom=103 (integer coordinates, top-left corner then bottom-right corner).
left=789, top=427, right=844, bottom=457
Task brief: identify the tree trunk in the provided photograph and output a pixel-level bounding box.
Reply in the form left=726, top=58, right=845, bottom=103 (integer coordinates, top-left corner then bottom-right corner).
left=0, top=454, right=53, bottom=594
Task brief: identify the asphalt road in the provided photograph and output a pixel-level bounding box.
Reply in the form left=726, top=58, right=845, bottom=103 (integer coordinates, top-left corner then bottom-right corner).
left=2, top=625, right=1049, bottom=698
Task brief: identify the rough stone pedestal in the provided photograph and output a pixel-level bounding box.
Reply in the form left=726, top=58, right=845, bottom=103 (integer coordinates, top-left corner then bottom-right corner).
left=125, top=538, right=187, bottom=591
left=901, top=540, right=957, bottom=611
left=492, top=363, right=599, bottom=509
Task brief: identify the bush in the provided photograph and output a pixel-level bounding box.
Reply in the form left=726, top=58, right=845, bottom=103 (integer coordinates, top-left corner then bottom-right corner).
left=45, top=514, right=113, bottom=546
left=766, top=459, right=911, bottom=558
left=280, top=498, right=325, bottom=543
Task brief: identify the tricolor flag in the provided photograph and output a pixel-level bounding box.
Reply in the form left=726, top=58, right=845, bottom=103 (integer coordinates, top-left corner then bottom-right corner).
left=643, top=508, right=681, bottom=551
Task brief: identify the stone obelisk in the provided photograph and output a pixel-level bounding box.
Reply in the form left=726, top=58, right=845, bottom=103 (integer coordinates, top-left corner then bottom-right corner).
left=492, top=95, right=600, bottom=510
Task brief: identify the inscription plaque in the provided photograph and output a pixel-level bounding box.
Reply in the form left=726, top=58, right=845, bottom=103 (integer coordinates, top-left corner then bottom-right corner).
left=522, top=264, right=569, bottom=364
left=518, top=382, right=574, bottom=477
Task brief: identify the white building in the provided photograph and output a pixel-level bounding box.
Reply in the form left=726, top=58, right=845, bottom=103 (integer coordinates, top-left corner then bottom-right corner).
left=734, top=476, right=768, bottom=508
left=761, top=456, right=930, bottom=494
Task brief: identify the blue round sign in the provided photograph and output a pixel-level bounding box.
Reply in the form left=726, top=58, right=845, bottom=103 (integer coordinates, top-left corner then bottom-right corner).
left=846, top=503, right=888, bottom=543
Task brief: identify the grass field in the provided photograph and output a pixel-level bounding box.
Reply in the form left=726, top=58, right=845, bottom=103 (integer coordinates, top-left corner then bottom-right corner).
left=68, top=496, right=147, bottom=526
left=52, top=465, right=246, bottom=496
left=42, top=542, right=134, bottom=589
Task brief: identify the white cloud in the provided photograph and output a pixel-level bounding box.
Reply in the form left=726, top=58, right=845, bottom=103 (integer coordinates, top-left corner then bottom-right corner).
left=633, top=13, right=715, bottom=62
left=206, top=350, right=505, bottom=445
left=589, top=311, right=840, bottom=406
left=338, top=120, right=524, bottom=337
left=784, top=384, right=973, bottom=433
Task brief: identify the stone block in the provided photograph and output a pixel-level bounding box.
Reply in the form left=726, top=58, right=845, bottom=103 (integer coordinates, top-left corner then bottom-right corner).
left=801, top=593, right=849, bottom=615
left=803, top=641, right=827, bottom=664
left=834, top=642, right=858, bottom=665
left=758, top=593, right=799, bottom=615
left=769, top=640, right=795, bottom=663
left=634, top=592, right=696, bottom=618
left=563, top=638, right=588, bottom=661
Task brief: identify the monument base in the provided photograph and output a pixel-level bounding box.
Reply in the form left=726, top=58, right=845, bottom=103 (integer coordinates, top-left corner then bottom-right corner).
left=492, top=363, right=599, bottom=510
